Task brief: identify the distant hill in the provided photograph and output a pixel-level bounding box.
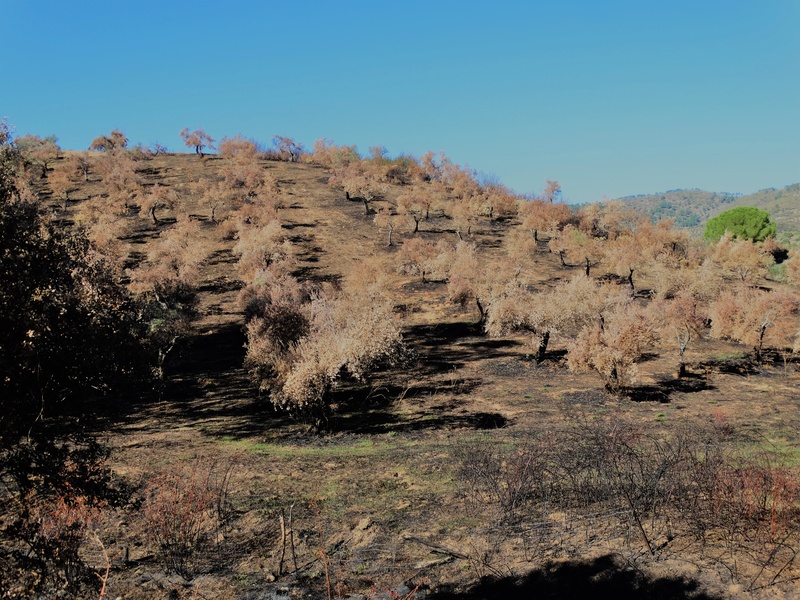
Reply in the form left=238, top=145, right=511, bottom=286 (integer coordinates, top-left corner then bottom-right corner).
left=615, top=184, right=800, bottom=244
left=615, top=189, right=741, bottom=228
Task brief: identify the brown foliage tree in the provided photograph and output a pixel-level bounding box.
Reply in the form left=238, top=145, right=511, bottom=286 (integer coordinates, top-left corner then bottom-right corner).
left=16, top=133, right=60, bottom=177
left=784, top=250, right=800, bottom=286
left=310, top=138, right=360, bottom=168
left=487, top=275, right=621, bottom=362
left=567, top=299, right=656, bottom=391
left=650, top=291, right=707, bottom=377
left=96, top=152, right=142, bottom=212
left=373, top=206, right=401, bottom=246
left=139, top=183, right=178, bottom=224
left=233, top=219, right=291, bottom=280
left=541, top=179, right=561, bottom=203
left=605, top=219, right=691, bottom=292
left=180, top=127, right=214, bottom=157
left=397, top=237, right=440, bottom=282
left=445, top=241, right=513, bottom=327
left=272, top=135, right=304, bottom=162
left=549, top=224, right=605, bottom=275
left=335, top=163, right=385, bottom=215
left=89, top=129, right=128, bottom=152
left=245, top=278, right=404, bottom=429
left=708, top=232, right=774, bottom=284
left=66, top=152, right=92, bottom=182
left=519, top=198, right=572, bottom=243
left=709, top=285, right=799, bottom=360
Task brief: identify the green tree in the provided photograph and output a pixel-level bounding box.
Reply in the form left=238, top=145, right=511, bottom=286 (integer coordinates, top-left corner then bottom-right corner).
left=0, top=131, right=149, bottom=597
left=704, top=206, right=776, bottom=243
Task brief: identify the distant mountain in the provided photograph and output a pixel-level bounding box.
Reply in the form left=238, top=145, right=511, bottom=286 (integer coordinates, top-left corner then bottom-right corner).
left=615, top=184, right=800, bottom=244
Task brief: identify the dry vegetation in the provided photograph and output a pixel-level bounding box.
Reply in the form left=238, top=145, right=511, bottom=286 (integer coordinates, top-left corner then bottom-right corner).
left=2, top=121, right=800, bottom=599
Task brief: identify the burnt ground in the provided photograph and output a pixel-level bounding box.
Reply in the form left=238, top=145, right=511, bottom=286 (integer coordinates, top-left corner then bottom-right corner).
left=42, top=153, right=800, bottom=599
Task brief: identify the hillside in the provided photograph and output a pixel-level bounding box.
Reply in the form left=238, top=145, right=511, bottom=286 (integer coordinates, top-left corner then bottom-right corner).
left=615, top=189, right=741, bottom=228
left=616, top=184, right=800, bottom=243
left=4, top=144, right=800, bottom=599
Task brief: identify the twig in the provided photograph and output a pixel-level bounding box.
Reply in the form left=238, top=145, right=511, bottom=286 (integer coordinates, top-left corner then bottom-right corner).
left=402, top=535, right=468, bottom=559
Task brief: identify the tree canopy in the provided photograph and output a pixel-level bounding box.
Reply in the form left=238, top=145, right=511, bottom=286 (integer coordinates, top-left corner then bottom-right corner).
left=704, top=206, right=776, bottom=242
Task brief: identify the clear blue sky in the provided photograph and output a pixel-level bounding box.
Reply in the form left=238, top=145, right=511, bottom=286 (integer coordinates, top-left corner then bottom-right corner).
left=3, top=0, right=798, bottom=202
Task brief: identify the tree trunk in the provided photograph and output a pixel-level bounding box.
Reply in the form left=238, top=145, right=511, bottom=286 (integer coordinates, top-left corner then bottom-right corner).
left=533, top=230, right=539, bottom=242
left=363, top=198, right=370, bottom=215
left=559, top=250, right=566, bottom=266
left=756, top=325, right=767, bottom=361
left=678, top=346, right=686, bottom=378
left=210, top=205, right=216, bottom=223
left=585, top=257, right=591, bottom=277
left=536, top=331, right=550, bottom=362
left=149, top=205, right=159, bottom=224
left=476, top=298, right=487, bottom=329
left=413, top=217, right=420, bottom=233
left=387, top=228, right=393, bottom=247
left=628, top=268, right=635, bottom=291
left=345, top=191, right=351, bottom=201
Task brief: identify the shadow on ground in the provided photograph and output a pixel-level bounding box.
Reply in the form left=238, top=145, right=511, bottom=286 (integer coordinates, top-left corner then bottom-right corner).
left=429, top=554, right=720, bottom=600
left=628, top=373, right=716, bottom=403
left=404, top=321, right=522, bottom=375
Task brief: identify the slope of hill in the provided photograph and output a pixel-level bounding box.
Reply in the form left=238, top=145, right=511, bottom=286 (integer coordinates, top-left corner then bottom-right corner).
left=6, top=148, right=800, bottom=599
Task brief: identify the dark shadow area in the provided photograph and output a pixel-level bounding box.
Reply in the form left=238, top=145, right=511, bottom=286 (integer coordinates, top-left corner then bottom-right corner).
left=698, top=355, right=759, bottom=376
left=626, top=372, right=716, bottom=403
left=102, top=322, right=292, bottom=438
left=207, top=248, right=238, bottom=264
left=324, top=379, right=508, bottom=435
left=626, top=386, right=671, bottom=403
left=290, top=265, right=342, bottom=285
left=430, top=554, right=720, bottom=600
left=404, top=322, right=521, bottom=376
left=281, top=222, right=317, bottom=230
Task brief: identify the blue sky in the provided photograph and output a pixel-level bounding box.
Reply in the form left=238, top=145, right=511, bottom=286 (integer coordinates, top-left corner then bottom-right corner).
left=3, top=1, right=798, bottom=202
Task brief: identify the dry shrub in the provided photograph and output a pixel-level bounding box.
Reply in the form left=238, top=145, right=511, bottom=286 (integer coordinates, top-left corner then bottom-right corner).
left=233, top=219, right=292, bottom=279
left=1, top=439, right=116, bottom=599
left=244, top=277, right=405, bottom=429
left=129, top=217, right=206, bottom=300
left=454, top=418, right=800, bottom=587
left=786, top=250, right=800, bottom=286
left=141, top=461, right=226, bottom=579
left=23, top=494, right=101, bottom=592
left=217, top=133, right=261, bottom=160
left=310, top=138, right=360, bottom=168
left=277, top=290, right=404, bottom=426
